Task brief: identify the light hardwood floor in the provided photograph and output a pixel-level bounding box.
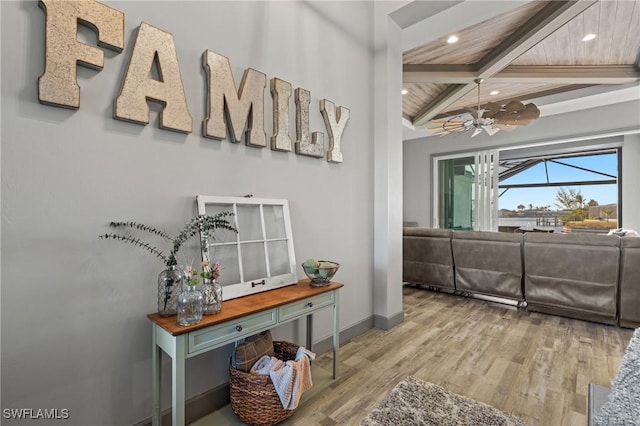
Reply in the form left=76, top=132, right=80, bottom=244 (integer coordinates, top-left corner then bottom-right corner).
left=282, top=285, right=634, bottom=426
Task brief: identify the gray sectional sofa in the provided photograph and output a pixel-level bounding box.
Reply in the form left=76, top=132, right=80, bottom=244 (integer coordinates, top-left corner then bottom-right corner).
left=403, top=227, right=639, bottom=328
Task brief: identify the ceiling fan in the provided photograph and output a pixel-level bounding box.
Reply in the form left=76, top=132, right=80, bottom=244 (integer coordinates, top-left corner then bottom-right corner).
left=428, top=79, right=540, bottom=138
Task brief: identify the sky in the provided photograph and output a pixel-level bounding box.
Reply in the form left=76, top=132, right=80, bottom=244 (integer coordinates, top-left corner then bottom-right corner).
left=498, top=153, right=618, bottom=211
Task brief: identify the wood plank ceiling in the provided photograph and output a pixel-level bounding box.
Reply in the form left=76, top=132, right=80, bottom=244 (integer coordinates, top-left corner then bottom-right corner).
left=402, top=0, right=640, bottom=127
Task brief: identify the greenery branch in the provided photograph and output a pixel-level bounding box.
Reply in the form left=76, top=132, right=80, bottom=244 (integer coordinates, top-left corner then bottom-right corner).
left=99, top=233, right=171, bottom=265
left=108, top=221, right=173, bottom=241
left=100, top=212, right=237, bottom=267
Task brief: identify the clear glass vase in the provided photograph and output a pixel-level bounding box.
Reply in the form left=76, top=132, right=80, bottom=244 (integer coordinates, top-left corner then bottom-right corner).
left=177, top=285, right=204, bottom=326
left=158, top=265, right=183, bottom=317
left=202, top=280, right=223, bottom=315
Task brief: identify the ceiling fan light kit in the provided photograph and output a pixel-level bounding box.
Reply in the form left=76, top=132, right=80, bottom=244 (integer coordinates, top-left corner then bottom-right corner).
left=428, top=79, right=540, bottom=138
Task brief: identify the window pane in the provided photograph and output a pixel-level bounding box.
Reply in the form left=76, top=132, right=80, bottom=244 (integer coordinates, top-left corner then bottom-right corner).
left=211, top=244, right=241, bottom=287
left=241, top=242, right=267, bottom=282
left=264, top=205, right=286, bottom=239
left=267, top=240, right=290, bottom=276
left=202, top=202, right=234, bottom=217
left=237, top=205, right=263, bottom=241
left=439, top=156, right=475, bottom=230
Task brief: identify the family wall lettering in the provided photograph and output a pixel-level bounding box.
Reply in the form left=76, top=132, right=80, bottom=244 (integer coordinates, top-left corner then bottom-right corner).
left=37, top=0, right=350, bottom=163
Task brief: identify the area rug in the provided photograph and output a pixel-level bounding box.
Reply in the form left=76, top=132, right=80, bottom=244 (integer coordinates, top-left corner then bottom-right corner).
left=594, top=327, right=640, bottom=425
left=360, top=376, right=526, bottom=426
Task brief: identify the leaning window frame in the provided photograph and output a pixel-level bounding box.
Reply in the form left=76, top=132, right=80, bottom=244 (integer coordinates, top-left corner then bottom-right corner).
left=196, top=195, right=298, bottom=300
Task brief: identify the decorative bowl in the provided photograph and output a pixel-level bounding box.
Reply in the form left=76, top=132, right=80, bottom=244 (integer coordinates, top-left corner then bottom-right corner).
left=302, top=260, right=340, bottom=286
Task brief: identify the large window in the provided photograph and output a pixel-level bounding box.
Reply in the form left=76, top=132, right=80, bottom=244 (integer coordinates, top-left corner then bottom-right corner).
left=433, top=141, right=621, bottom=233
left=498, top=149, right=619, bottom=232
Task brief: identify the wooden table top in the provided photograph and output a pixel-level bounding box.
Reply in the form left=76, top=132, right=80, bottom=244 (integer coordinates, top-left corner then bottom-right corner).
left=148, top=279, right=344, bottom=336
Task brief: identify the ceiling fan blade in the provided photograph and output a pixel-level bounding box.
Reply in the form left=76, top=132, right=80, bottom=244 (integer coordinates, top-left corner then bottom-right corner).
left=443, top=121, right=466, bottom=128
left=522, top=103, right=541, bottom=120
left=428, top=129, right=451, bottom=136
left=428, top=126, right=453, bottom=136
left=429, top=121, right=468, bottom=134
left=496, top=118, right=523, bottom=126
left=504, top=100, right=525, bottom=113
left=471, top=127, right=483, bottom=137
left=495, top=115, right=537, bottom=126
left=485, top=102, right=502, bottom=115
left=429, top=129, right=450, bottom=136
left=493, top=103, right=540, bottom=125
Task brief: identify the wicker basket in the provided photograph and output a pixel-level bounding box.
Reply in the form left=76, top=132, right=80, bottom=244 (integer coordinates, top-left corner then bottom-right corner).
left=229, top=341, right=300, bottom=426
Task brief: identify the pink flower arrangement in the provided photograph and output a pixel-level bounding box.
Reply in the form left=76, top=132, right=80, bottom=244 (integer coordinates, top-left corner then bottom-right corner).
left=183, top=261, right=221, bottom=286
left=183, top=264, right=199, bottom=286
left=201, top=260, right=221, bottom=282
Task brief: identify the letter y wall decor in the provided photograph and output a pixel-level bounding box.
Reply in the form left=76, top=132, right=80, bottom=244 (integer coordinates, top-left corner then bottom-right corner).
left=37, top=0, right=350, bottom=162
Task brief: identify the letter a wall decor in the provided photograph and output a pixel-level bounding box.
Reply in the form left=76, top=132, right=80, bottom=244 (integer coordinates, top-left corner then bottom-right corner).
left=114, top=22, right=193, bottom=134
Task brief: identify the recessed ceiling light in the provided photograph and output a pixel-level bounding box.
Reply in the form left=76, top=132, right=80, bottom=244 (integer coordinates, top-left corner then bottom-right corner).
left=402, top=89, right=408, bottom=95
left=490, top=90, right=500, bottom=96
left=447, top=35, right=459, bottom=44
left=582, top=33, right=597, bottom=41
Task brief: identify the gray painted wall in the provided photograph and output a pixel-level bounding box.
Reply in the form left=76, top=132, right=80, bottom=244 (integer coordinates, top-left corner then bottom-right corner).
left=403, top=100, right=640, bottom=230
left=1, top=1, right=374, bottom=424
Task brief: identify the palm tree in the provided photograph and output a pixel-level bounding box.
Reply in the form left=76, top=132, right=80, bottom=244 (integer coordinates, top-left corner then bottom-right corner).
left=602, top=208, right=614, bottom=222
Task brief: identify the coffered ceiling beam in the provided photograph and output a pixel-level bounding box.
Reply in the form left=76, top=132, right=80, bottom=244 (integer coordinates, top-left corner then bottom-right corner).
left=411, top=0, right=599, bottom=127
left=404, top=65, right=640, bottom=84
left=413, top=84, right=470, bottom=127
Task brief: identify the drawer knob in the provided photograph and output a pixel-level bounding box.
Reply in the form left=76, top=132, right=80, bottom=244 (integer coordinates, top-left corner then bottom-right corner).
left=235, top=325, right=243, bottom=332
left=307, top=302, right=313, bottom=308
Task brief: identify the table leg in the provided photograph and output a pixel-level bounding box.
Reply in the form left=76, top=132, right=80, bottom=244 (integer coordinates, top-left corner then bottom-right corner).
left=333, top=295, right=339, bottom=379
left=306, top=314, right=313, bottom=352
left=151, top=327, right=161, bottom=426
left=172, top=335, right=186, bottom=426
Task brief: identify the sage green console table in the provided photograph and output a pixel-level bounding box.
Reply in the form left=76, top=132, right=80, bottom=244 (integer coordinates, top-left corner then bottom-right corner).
left=148, top=279, right=343, bottom=426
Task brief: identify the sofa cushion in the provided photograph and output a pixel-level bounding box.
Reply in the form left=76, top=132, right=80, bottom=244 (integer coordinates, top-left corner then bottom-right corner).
left=451, top=231, right=523, bottom=300
left=524, top=233, right=620, bottom=324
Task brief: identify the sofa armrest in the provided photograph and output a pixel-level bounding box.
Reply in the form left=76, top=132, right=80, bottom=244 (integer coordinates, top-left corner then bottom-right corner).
left=403, top=228, right=455, bottom=290
left=619, top=238, right=640, bottom=328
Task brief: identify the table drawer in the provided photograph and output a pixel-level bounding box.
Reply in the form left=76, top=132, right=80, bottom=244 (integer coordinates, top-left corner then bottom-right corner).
left=188, top=309, right=277, bottom=354
left=278, top=292, right=335, bottom=322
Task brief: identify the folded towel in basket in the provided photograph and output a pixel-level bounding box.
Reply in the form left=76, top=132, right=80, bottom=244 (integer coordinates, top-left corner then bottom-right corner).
left=250, top=347, right=316, bottom=410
